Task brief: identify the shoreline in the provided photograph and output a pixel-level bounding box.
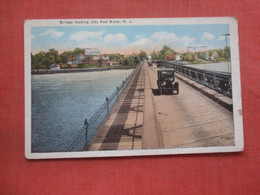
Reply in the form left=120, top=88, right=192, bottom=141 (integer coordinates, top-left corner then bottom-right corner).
left=31, top=66, right=136, bottom=75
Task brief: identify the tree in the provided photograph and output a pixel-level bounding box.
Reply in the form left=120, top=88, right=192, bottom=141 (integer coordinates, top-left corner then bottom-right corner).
left=42, top=56, right=51, bottom=68
left=224, top=46, right=230, bottom=59
left=56, top=56, right=62, bottom=64
left=182, top=53, right=194, bottom=61
left=108, top=54, right=118, bottom=61
left=124, top=57, right=134, bottom=66
left=49, top=55, right=55, bottom=65
left=160, top=45, right=174, bottom=60
left=138, top=50, right=147, bottom=61
left=198, top=51, right=210, bottom=61
left=216, top=49, right=225, bottom=58
left=72, top=48, right=85, bottom=56
left=119, top=56, right=125, bottom=65
left=31, top=53, right=37, bottom=69
left=151, top=51, right=160, bottom=60
left=134, top=55, right=141, bottom=64
left=48, top=48, right=58, bottom=62
left=60, top=52, right=69, bottom=64
left=33, top=51, right=49, bottom=69
left=83, top=55, right=92, bottom=64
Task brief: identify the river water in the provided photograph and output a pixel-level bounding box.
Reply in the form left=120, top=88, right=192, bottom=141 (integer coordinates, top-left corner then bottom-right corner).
left=31, top=69, right=133, bottom=152
left=185, top=62, right=231, bottom=73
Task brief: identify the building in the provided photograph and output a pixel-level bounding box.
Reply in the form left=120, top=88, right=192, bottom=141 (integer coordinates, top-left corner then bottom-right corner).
left=175, top=53, right=182, bottom=61
left=89, top=56, right=110, bottom=66
left=85, top=48, right=100, bottom=56
left=75, top=55, right=85, bottom=64
left=211, top=51, right=219, bottom=62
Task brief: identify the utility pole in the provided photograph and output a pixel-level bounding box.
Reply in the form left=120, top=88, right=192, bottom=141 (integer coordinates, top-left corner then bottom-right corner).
left=222, top=33, right=230, bottom=72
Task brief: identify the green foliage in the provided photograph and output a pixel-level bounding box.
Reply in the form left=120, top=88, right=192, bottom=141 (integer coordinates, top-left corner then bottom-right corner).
left=151, top=51, right=160, bottom=60
left=216, top=49, right=225, bottom=58
left=160, top=45, right=174, bottom=60
left=31, top=49, right=59, bottom=69
left=119, top=56, right=125, bottom=64
left=124, top=58, right=134, bottom=66
left=83, top=55, right=92, bottom=64
left=182, top=53, right=194, bottom=61
left=32, top=47, right=143, bottom=70
left=189, top=59, right=207, bottom=64
left=72, top=48, right=85, bottom=56
left=138, top=50, right=147, bottom=61
left=32, top=48, right=87, bottom=69
left=31, top=53, right=38, bottom=69
left=134, top=55, right=141, bottom=64
left=193, top=48, right=230, bottom=63
left=208, top=50, right=214, bottom=57
left=198, top=52, right=209, bottom=61
left=56, top=56, right=62, bottom=64
left=83, top=63, right=100, bottom=68
left=48, top=48, right=58, bottom=59
left=216, top=57, right=226, bottom=62
left=224, top=46, right=230, bottom=58
left=60, top=51, right=71, bottom=64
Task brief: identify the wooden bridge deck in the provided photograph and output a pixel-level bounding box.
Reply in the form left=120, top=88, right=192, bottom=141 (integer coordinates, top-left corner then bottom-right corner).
left=89, top=65, right=145, bottom=151
left=89, top=62, right=234, bottom=151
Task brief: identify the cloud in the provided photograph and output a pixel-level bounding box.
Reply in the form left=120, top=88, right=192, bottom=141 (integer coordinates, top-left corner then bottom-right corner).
left=217, top=36, right=225, bottom=41
left=70, top=31, right=104, bottom=41
left=130, top=38, right=153, bottom=47
left=151, top=31, right=178, bottom=43
left=179, top=36, right=196, bottom=46
left=135, top=34, right=146, bottom=39
left=40, top=29, right=64, bottom=38
left=149, top=31, right=196, bottom=50
left=150, top=31, right=195, bottom=47
left=127, top=32, right=196, bottom=53
left=202, top=32, right=215, bottom=40
left=103, top=33, right=127, bottom=45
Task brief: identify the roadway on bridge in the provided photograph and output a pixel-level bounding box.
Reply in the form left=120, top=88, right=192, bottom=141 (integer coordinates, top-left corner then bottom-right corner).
left=89, top=62, right=234, bottom=151
left=143, top=63, right=234, bottom=149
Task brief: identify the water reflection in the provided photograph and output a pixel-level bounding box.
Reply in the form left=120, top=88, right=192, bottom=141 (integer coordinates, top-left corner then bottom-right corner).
left=31, top=69, right=133, bottom=152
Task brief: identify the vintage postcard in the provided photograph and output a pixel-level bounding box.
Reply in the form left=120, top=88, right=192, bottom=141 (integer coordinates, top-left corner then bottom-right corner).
left=24, top=17, right=243, bottom=159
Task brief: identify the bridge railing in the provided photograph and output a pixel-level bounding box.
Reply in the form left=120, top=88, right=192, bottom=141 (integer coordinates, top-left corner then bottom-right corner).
left=63, top=64, right=142, bottom=152
left=163, top=61, right=232, bottom=98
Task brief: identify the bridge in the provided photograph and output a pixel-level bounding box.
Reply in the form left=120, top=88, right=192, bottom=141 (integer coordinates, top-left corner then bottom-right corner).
left=64, top=61, right=234, bottom=152
left=87, top=62, right=234, bottom=151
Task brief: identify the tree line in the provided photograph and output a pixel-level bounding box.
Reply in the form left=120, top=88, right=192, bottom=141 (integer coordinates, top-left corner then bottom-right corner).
left=151, top=45, right=175, bottom=61
left=151, top=45, right=230, bottom=64
left=31, top=48, right=148, bottom=69
left=181, top=46, right=230, bottom=63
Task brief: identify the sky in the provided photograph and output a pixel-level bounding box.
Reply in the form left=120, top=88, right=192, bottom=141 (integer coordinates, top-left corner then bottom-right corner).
left=31, top=24, right=230, bottom=55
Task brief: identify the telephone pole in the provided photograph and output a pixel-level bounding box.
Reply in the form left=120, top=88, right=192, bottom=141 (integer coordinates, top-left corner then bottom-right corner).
left=222, top=33, right=230, bottom=72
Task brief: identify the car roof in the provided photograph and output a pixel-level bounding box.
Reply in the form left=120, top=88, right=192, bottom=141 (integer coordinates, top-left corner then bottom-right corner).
left=157, top=68, right=175, bottom=72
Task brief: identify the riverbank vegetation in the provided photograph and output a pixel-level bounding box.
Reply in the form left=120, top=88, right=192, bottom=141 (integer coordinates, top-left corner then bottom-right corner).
left=151, top=45, right=230, bottom=64
left=31, top=48, right=147, bottom=70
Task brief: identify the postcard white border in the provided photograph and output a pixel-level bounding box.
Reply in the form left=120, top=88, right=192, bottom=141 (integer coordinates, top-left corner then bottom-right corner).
left=25, top=17, right=243, bottom=159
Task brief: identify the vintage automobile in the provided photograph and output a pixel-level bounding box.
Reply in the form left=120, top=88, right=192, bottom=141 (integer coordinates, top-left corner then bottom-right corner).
left=157, top=68, right=179, bottom=95
left=156, top=60, right=163, bottom=68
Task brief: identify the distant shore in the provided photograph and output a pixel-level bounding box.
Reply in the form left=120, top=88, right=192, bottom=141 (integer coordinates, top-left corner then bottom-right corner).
left=31, top=66, right=136, bottom=75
